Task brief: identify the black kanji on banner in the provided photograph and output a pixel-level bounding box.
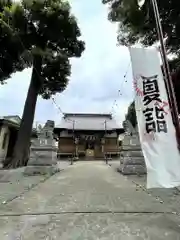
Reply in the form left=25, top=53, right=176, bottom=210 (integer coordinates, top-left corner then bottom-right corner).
left=142, top=75, right=162, bottom=105
left=141, top=74, right=168, bottom=136
left=155, top=106, right=168, bottom=133
left=143, top=107, right=156, bottom=133
left=143, top=105, right=168, bottom=133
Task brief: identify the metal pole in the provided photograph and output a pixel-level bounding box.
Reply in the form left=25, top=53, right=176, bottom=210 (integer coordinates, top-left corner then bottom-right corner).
left=151, top=0, right=173, bottom=116
left=151, top=0, right=180, bottom=145
left=158, top=48, right=172, bottom=111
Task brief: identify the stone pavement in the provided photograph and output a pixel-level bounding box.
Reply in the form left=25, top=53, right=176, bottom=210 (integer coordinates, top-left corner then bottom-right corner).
left=109, top=160, right=180, bottom=213
left=0, top=161, right=180, bottom=239
left=0, top=161, right=70, bottom=206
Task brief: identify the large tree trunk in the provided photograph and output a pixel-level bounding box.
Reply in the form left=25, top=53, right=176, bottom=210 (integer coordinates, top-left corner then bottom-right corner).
left=7, top=56, right=42, bottom=168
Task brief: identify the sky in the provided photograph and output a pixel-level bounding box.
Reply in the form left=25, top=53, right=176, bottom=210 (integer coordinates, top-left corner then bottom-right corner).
left=0, top=0, right=134, bottom=127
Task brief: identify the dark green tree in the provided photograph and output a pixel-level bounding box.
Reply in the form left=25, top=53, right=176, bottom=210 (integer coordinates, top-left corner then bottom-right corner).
left=1, top=0, right=85, bottom=168
left=0, top=0, right=29, bottom=84
left=102, top=0, right=180, bottom=54
left=125, top=100, right=137, bottom=128
left=103, top=0, right=180, bottom=112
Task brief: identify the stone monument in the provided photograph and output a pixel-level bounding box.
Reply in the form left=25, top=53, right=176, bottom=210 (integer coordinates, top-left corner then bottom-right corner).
left=24, top=120, right=59, bottom=176
left=119, top=120, right=146, bottom=175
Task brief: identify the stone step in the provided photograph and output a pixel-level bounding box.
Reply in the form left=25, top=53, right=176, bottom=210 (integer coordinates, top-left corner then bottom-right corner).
left=28, top=158, right=57, bottom=166
left=24, top=165, right=59, bottom=176
left=119, top=165, right=146, bottom=175
left=121, top=145, right=142, bottom=151
left=121, top=157, right=145, bottom=166
left=122, top=151, right=144, bottom=158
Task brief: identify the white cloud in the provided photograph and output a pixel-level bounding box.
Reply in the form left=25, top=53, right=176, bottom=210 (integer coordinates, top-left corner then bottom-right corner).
left=0, top=0, right=133, bottom=126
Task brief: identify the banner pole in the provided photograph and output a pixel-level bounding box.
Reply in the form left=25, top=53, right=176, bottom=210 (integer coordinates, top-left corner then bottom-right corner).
left=151, top=0, right=180, bottom=146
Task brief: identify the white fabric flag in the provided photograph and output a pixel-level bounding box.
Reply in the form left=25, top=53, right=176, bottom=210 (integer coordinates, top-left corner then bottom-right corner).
left=137, top=0, right=146, bottom=8
left=129, top=47, right=180, bottom=188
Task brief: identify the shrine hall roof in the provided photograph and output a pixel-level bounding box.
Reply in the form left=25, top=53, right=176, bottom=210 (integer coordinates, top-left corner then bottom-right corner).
left=55, top=113, right=122, bottom=131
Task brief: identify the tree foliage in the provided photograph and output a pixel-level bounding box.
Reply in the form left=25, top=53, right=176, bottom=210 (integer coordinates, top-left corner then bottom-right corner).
left=1, top=0, right=85, bottom=97
left=103, top=0, right=180, bottom=54
left=0, top=0, right=28, bottom=83
left=102, top=0, right=180, bottom=71
left=1, top=0, right=85, bottom=168
left=103, top=0, right=180, bottom=112
left=125, top=100, right=137, bottom=128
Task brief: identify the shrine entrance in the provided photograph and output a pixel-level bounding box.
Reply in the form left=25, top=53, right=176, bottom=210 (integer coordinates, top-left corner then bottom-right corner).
left=54, top=113, right=123, bottom=160
left=85, top=139, right=95, bottom=158
left=85, top=140, right=95, bottom=150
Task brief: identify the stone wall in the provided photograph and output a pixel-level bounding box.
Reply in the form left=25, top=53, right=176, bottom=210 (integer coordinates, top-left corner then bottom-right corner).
left=0, top=125, right=10, bottom=164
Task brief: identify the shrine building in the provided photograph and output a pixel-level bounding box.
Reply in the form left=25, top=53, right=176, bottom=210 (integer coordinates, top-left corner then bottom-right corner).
left=54, top=113, right=124, bottom=159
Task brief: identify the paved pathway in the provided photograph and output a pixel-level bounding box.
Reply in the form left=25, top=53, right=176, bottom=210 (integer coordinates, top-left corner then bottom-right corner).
left=0, top=161, right=180, bottom=239
left=0, top=161, right=70, bottom=206
left=109, top=160, right=180, bottom=213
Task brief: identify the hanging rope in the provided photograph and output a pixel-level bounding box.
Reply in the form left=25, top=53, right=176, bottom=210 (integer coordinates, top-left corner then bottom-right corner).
left=109, top=62, right=131, bottom=116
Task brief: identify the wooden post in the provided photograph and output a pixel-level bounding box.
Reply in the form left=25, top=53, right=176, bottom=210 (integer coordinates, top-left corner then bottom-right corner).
left=101, top=137, right=105, bottom=160
left=71, top=120, right=75, bottom=165
left=75, top=137, right=79, bottom=160
left=104, top=120, right=108, bottom=164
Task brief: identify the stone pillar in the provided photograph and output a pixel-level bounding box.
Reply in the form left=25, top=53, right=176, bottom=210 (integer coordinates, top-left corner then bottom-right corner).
left=119, top=133, right=146, bottom=175
left=24, top=135, right=58, bottom=176
left=0, top=126, right=10, bottom=166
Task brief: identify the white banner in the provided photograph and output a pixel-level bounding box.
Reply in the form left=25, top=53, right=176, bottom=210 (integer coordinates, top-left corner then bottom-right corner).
left=137, top=0, right=146, bottom=8
left=129, top=47, right=180, bottom=188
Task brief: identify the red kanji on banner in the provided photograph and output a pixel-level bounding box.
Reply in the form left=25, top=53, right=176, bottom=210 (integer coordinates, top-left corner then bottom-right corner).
left=154, top=101, right=169, bottom=115
left=133, top=74, right=144, bottom=96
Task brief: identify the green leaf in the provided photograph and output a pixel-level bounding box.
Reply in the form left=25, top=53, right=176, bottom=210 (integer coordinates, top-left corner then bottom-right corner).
left=0, top=0, right=85, bottom=94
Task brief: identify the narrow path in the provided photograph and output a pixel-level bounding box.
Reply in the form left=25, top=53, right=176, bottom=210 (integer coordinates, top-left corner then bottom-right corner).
left=0, top=161, right=180, bottom=239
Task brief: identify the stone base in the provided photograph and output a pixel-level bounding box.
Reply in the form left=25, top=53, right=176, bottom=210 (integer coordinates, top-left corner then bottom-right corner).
left=0, top=157, right=5, bottom=168
left=122, top=157, right=146, bottom=166
left=119, top=165, right=146, bottom=175
left=120, top=153, right=146, bottom=175
left=28, top=158, right=57, bottom=166
left=122, top=145, right=142, bottom=151
left=24, top=143, right=58, bottom=176
left=120, top=134, right=146, bottom=175
left=24, top=165, right=59, bottom=176
left=123, top=151, right=144, bottom=157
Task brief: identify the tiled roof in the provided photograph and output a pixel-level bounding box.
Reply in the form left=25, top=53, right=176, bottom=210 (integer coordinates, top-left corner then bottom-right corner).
left=3, top=115, right=21, bottom=124
left=64, top=113, right=113, bottom=118
left=0, top=115, right=37, bottom=134
left=55, top=113, right=121, bottom=130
